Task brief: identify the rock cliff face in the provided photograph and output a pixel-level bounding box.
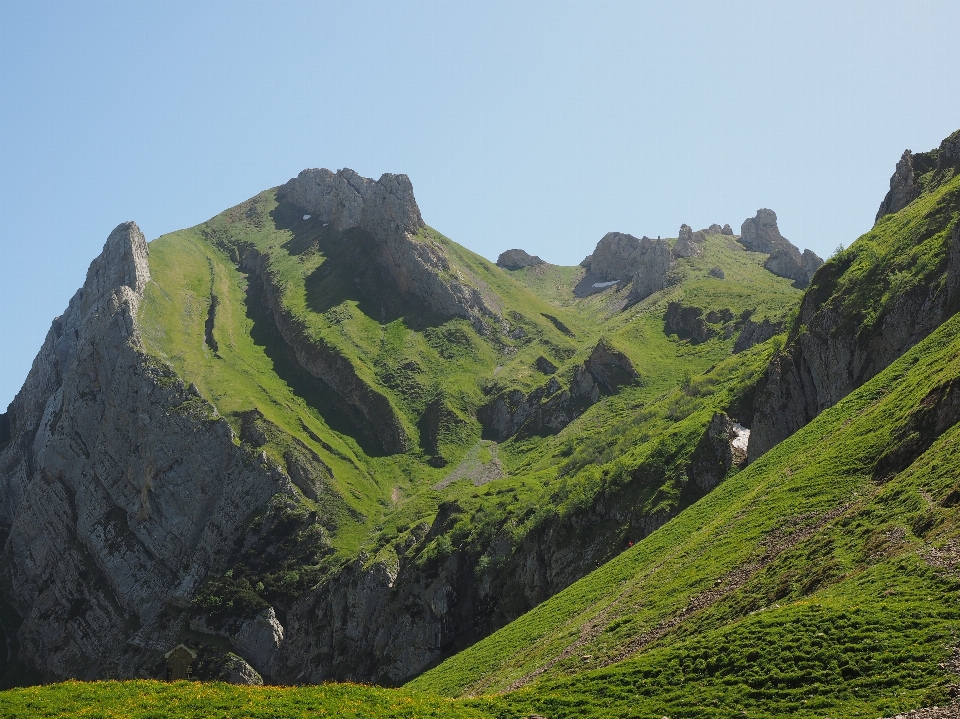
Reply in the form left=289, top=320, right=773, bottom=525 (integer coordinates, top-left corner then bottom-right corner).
left=0, top=223, right=289, bottom=681
left=739, top=209, right=823, bottom=288
left=629, top=238, right=673, bottom=301
left=749, top=135, right=960, bottom=461
left=875, top=150, right=920, bottom=222
left=280, top=169, right=500, bottom=327
left=496, top=249, right=544, bottom=270
left=580, top=232, right=648, bottom=281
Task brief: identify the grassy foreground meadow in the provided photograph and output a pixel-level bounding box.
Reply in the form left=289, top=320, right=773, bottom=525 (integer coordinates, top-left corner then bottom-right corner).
left=0, top=680, right=491, bottom=719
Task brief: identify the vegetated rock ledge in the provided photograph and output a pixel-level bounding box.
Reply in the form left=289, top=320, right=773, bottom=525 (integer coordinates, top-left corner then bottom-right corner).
left=241, top=247, right=412, bottom=454
left=478, top=340, right=639, bottom=441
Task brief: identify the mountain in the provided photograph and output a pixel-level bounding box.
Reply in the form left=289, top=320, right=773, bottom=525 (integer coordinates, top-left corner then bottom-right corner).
left=1, top=129, right=957, bottom=719
left=0, top=163, right=804, bottom=686
left=411, top=130, right=960, bottom=718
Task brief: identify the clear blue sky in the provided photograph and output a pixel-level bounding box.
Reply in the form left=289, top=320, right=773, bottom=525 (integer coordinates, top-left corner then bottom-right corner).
left=1, top=0, right=958, bottom=408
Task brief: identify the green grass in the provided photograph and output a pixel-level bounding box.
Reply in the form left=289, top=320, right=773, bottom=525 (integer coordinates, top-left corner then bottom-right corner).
left=411, top=309, right=960, bottom=717
left=137, top=189, right=802, bottom=627
left=0, top=680, right=492, bottom=719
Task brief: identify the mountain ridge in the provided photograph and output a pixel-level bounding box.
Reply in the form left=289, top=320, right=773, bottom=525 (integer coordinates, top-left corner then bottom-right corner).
left=2, top=130, right=958, bottom=719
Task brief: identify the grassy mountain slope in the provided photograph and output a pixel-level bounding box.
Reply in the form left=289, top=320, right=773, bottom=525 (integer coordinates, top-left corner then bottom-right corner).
left=139, top=184, right=801, bottom=620
left=413, top=215, right=960, bottom=718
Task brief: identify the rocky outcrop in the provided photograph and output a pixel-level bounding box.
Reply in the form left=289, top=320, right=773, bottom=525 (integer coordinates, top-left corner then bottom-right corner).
left=497, top=249, right=544, bottom=270
left=876, top=130, right=960, bottom=223
left=478, top=342, right=638, bottom=442
left=686, top=413, right=749, bottom=491
left=875, top=150, right=919, bottom=222
left=721, top=224, right=734, bottom=235
left=582, top=341, right=639, bottom=393
left=733, top=313, right=785, bottom=353
left=800, top=249, right=823, bottom=286
left=673, top=224, right=705, bottom=258
left=578, top=233, right=675, bottom=301
left=0, top=223, right=291, bottom=682
left=580, top=232, right=647, bottom=281
left=664, top=302, right=734, bottom=344
left=739, top=209, right=823, bottom=288
left=629, top=239, right=674, bottom=301
left=280, top=169, right=500, bottom=327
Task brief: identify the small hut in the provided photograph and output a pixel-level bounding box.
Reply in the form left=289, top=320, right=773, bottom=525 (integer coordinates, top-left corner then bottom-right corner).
left=164, top=644, right=196, bottom=681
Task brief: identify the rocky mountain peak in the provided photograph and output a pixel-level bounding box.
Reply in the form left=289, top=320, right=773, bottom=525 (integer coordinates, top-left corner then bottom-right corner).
left=280, top=168, right=496, bottom=326
left=875, top=150, right=917, bottom=223
left=280, top=168, right=424, bottom=236
left=739, top=209, right=822, bottom=288
left=82, top=221, right=151, bottom=306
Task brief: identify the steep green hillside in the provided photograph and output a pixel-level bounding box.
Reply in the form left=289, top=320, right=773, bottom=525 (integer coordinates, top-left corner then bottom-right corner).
left=414, top=275, right=960, bottom=718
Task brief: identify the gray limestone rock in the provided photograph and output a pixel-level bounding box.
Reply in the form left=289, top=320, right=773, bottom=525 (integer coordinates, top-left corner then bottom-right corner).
left=739, top=209, right=822, bottom=288
left=629, top=239, right=674, bottom=301
left=0, top=223, right=289, bottom=682
left=664, top=302, right=715, bottom=344
left=686, top=413, right=749, bottom=491
left=673, top=224, right=705, bottom=259
left=733, top=313, right=785, bottom=353
left=477, top=342, right=637, bottom=442
left=497, top=249, right=544, bottom=269
left=221, top=654, right=264, bottom=686
left=580, top=232, right=646, bottom=281
left=875, top=130, right=960, bottom=223
left=721, top=224, right=734, bottom=235
left=800, top=248, right=824, bottom=286
left=875, top=150, right=918, bottom=223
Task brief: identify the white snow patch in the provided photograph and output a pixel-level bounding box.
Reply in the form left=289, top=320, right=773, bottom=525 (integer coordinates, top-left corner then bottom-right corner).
left=731, top=423, right=750, bottom=452
left=592, top=280, right=618, bottom=288
left=302, top=214, right=311, bottom=220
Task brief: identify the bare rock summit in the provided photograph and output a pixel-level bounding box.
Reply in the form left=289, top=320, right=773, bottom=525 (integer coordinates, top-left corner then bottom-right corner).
left=280, top=169, right=499, bottom=327
left=739, top=209, right=822, bottom=288
left=497, top=248, right=545, bottom=270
